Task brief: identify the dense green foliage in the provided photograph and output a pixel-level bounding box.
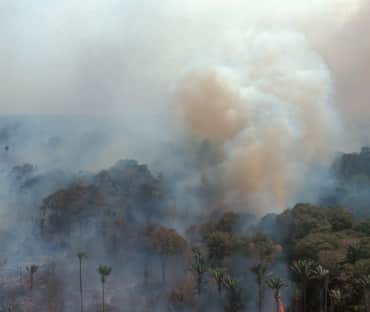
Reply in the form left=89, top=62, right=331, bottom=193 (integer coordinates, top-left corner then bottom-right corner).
left=169, top=203, right=370, bottom=311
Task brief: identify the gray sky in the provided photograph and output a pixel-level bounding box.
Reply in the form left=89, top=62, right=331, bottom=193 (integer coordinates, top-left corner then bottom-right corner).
left=0, top=0, right=369, bottom=147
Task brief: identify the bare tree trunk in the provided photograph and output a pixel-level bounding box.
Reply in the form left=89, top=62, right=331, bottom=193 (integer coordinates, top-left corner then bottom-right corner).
left=160, top=256, right=167, bottom=285
left=330, top=302, right=335, bottom=312
left=303, top=281, right=307, bottom=312
left=144, top=265, right=149, bottom=287
left=30, top=272, right=33, bottom=290
left=197, top=275, right=202, bottom=295
left=324, top=278, right=328, bottom=312
left=102, top=282, right=105, bottom=312
left=217, top=282, right=222, bottom=294
left=258, top=284, right=263, bottom=312
left=143, top=255, right=149, bottom=287
left=295, top=288, right=300, bottom=312
left=275, top=291, right=281, bottom=312
left=79, top=259, right=83, bottom=312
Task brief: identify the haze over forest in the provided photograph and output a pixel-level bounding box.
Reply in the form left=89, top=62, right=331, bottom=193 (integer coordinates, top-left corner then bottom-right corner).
left=1, top=1, right=370, bottom=312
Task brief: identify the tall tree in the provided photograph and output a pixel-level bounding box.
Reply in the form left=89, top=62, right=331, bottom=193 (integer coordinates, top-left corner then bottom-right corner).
left=266, top=276, right=287, bottom=312
left=151, top=227, right=187, bottom=285
left=290, top=259, right=315, bottom=312
left=313, top=264, right=329, bottom=312
left=251, top=237, right=275, bottom=312
left=329, top=289, right=342, bottom=312
left=206, top=231, right=234, bottom=266
left=223, top=275, right=243, bottom=312
left=189, top=247, right=208, bottom=295
left=98, top=265, right=112, bottom=312
left=357, top=274, right=370, bottom=312
left=77, top=252, right=88, bottom=312
left=210, top=267, right=227, bottom=294
left=251, top=263, right=270, bottom=312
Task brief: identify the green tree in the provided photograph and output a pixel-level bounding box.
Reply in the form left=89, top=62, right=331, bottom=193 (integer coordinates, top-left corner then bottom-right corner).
left=329, top=289, right=343, bottom=312
left=313, top=264, right=330, bottom=312
left=206, top=231, right=235, bottom=266
left=210, top=267, right=227, bottom=294
left=290, top=259, right=315, bottom=312
left=266, top=276, right=287, bottom=312
left=189, top=247, right=208, bottom=295
left=251, top=236, right=275, bottom=312
left=214, top=212, right=240, bottom=233
left=77, top=252, right=88, bottom=312
left=168, top=279, right=197, bottom=312
left=251, top=263, right=270, bottom=312
left=151, top=227, right=187, bottom=285
left=98, top=265, right=112, bottom=312
left=327, top=208, right=354, bottom=231
left=347, top=241, right=370, bottom=264
left=141, top=224, right=156, bottom=287
left=357, top=274, right=370, bottom=312
left=26, top=264, right=39, bottom=290
left=355, top=220, right=370, bottom=235
left=277, top=203, right=331, bottom=243
left=223, top=275, right=243, bottom=312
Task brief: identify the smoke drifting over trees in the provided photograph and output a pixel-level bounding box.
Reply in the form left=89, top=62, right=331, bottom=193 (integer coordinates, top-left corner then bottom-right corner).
left=2, top=0, right=368, bottom=213
left=1, top=0, right=370, bottom=311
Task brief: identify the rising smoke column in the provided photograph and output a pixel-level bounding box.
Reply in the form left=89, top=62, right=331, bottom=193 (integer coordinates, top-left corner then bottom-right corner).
left=176, top=30, right=341, bottom=213
left=0, top=0, right=357, bottom=214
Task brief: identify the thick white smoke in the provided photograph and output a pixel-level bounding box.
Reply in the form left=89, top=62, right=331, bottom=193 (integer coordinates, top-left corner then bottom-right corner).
left=0, top=0, right=366, bottom=213
left=176, top=30, right=340, bottom=213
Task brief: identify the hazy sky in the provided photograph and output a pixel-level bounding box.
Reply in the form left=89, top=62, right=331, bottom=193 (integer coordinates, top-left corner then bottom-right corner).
left=0, top=0, right=369, bottom=144
left=0, top=0, right=369, bottom=214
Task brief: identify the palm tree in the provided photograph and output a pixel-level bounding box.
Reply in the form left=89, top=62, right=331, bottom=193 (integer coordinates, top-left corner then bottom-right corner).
left=250, top=237, right=275, bottom=312
left=329, top=289, right=342, bottom=312
left=290, top=259, right=315, bottom=312
left=223, top=275, right=243, bottom=312
left=26, top=265, right=39, bottom=290
left=77, top=252, right=88, bottom=312
left=189, top=247, right=208, bottom=295
left=251, top=263, right=270, bottom=312
left=357, top=274, right=370, bottom=312
left=266, top=276, right=287, bottom=312
left=210, top=267, right=227, bottom=294
left=313, top=264, right=329, bottom=312
left=98, top=265, right=112, bottom=312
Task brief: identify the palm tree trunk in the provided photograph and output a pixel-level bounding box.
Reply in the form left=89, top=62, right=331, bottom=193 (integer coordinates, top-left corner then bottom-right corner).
left=102, top=282, right=105, bottom=312
left=161, top=256, right=166, bottom=285
left=144, top=265, right=149, bottom=287
left=303, top=281, right=307, bottom=312
left=275, top=291, right=281, bottom=312
left=217, top=281, right=222, bottom=294
left=258, top=283, right=262, bottom=312
left=79, top=259, right=83, bottom=312
left=30, top=272, right=33, bottom=290
left=324, top=279, right=328, bottom=312
left=197, top=273, right=203, bottom=296
left=295, top=287, right=300, bottom=312
left=143, top=253, right=149, bottom=287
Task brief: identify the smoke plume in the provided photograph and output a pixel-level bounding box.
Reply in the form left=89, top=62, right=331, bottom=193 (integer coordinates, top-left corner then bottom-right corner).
left=176, top=30, right=340, bottom=212
left=0, top=0, right=368, bottom=213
